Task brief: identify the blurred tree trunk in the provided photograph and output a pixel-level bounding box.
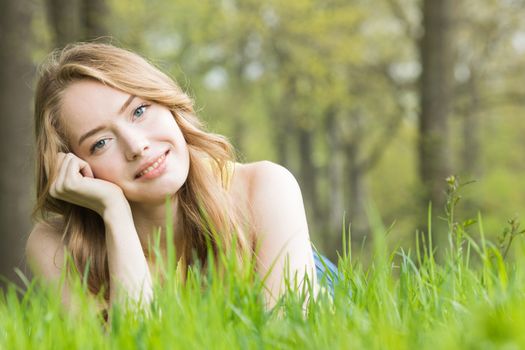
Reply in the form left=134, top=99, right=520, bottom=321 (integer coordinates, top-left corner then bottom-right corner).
left=298, top=125, right=322, bottom=236
left=0, top=0, right=34, bottom=287
left=418, top=0, right=453, bottom=249
left=274, top=76, right=296, bottom=169
left=275, top=110, right=292, bottom=168
left=230, top=40, right=249, bottom=152
left=46, top=0, right=108, bottom=48
left=82, top=0, right=109, bottom=40
left=461, top=70, right=481, bottom=179
left=344, top=140, right=368, bottom=246
left=325, top=109, right=345, bottom=254
left=46, top=0, right=82, bottom=47
left=338, top=110, right=368, bottom=247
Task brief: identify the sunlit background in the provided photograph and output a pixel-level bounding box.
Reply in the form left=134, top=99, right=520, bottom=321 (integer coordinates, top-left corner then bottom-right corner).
left=2, top=0, right=525, bottom=284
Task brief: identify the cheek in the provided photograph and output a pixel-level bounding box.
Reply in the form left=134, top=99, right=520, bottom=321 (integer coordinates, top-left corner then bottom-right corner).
left=165, top=119, right=182, bottom=136
left=159, top=116, right=187, bottom=148
left=89, top=160, right=124, bottom=183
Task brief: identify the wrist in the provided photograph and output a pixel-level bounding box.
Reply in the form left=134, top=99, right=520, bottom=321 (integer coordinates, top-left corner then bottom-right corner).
left=101, top=194, right=131, bottom=223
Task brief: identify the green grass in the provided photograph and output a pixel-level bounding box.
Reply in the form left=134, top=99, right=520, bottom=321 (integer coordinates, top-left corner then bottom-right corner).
left=3, top=180, right=525, bottom=349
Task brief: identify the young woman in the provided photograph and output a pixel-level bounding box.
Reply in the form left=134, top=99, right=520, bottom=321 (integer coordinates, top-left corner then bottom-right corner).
left=26, top=42, right=337, bottom=312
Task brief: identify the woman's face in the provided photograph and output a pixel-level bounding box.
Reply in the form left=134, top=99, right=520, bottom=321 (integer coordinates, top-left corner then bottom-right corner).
left=59, top=80, right=190, bottom=204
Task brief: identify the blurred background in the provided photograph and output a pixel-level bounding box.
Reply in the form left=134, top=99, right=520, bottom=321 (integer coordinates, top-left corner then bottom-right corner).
left=1, top=0, right=525, bottom=286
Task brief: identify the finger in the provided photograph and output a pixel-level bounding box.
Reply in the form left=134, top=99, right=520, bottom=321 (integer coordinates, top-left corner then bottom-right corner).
left=64, top=153, right=85, bottom=186
left=77, top=158, right=94, bottom=178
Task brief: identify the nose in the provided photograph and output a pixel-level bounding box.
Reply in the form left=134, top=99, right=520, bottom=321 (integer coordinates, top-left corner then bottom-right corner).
left=120, top=127, right=150, bottom=161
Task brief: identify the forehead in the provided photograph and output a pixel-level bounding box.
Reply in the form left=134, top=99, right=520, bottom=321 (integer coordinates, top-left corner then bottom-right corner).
left=60, top=80, right=129, bottom=137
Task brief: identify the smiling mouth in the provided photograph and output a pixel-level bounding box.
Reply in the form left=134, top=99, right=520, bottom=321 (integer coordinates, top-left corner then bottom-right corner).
left=135, top=150, right=169, bottom=179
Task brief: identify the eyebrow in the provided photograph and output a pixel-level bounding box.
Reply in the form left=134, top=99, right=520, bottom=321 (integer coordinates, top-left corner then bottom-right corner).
left=119, top=95, right=136, bottom=114
left=77, top=95, right=136, bottom=146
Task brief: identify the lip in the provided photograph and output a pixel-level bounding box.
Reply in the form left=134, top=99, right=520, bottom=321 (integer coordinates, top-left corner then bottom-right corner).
left=134, top=150, right=170, bottom=179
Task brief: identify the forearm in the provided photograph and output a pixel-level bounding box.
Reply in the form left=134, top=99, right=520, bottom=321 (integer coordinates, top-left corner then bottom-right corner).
left=103, top=201, right=153, bottom=307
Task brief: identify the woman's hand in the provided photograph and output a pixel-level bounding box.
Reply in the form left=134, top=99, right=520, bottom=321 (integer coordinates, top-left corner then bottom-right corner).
left=45, top=152, right=153, bottom=309
left=48, top=152, right=127, bottom=217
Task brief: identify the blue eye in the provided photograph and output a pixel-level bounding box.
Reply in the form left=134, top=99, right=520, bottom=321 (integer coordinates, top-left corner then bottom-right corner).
left=90, top=139, right=107, bottom=154
left=133, top=105, right=147, bottom=119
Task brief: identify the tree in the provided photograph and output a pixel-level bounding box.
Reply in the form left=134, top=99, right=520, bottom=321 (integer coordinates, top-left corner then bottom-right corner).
left=0, top=0, right=34, bottom=287
left=45, top=0, right=82, bottom=47
left=82, top=0, right=109, bottom=40
left=418, top=0, right=454, bottom=248
left=46, top=0, right=109, bottom=48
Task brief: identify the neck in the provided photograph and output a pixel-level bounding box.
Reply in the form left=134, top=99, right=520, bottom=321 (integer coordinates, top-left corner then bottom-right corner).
left=129, top=195, right=184, bottom=257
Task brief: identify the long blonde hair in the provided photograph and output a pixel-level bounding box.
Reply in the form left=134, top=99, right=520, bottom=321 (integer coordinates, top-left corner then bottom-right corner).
left=33, top=42, right=252, bottom=300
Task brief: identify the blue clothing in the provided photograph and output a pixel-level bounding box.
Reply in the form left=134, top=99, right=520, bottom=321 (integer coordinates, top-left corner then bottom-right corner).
left=313, top=251, right=338, bottom=295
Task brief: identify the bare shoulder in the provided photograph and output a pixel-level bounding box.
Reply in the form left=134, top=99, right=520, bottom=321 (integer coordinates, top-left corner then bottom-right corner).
left=26, top=220, right=66, bottom=280
left=231, top=161, right=304, bottom=228
left=230, top=160, right=300, bottom=203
